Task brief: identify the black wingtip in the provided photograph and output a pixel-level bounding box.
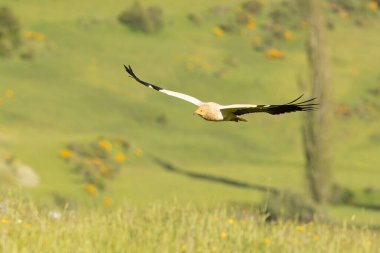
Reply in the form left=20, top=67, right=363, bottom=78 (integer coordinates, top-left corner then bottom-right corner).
left=124, top=65, right=140, bottom=81
left=123, top=64, right=164, bottom=91
left=124, top=65, right=133, bottom=76
left=266, top=95, right=319, bottom=115
left=286, top=94, right=304, bottom=104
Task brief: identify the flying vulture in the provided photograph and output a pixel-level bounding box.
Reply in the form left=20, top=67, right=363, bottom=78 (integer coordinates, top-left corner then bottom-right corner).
left=124, top=65, right=318, bottom=122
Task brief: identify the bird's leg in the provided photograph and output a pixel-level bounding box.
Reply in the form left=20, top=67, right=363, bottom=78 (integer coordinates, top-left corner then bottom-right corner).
left=232, top=116, right=247, bottom=122
left=237, top=116, right=247, bottom=122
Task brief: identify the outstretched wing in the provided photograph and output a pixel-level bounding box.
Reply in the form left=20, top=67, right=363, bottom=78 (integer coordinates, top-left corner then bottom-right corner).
left=124, top=65, right=203, bottom=106
left=220, top=95, right=318, bottom=115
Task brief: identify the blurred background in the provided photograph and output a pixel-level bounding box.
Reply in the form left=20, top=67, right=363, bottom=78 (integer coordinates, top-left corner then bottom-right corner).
left=1, top=0, right=379, bottom=226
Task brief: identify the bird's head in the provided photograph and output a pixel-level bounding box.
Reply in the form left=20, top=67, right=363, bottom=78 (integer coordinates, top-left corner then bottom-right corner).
left=194, top=106, right=206, bottom=118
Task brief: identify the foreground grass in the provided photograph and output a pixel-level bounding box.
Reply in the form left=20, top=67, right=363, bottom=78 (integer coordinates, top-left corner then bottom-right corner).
left=1, top=197, right=379, bottom=253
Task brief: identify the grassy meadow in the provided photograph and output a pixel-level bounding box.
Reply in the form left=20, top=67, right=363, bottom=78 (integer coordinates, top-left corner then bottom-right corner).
left=1, top=195, right=379, bottom=253
left=1, top=0, right=380, bottom=251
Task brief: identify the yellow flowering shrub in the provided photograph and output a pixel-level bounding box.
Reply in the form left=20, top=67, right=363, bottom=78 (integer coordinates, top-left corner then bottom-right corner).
left=182, top=53, right=210, bottom=71
left=1, top=218, right=9, bottom=225
left=58, top=149, right=72, bottom=159
left=212, top=27, right=224, bottom=37
left=59, top=137, right=141, bottom=192
left=133, top=148, right=143, bottom=157
left=245, top=16, right=256, bottom=31
left=4, top=89, right=13, bottom=98
left=283, top=31, right=293, bottom=41
left=368, top=1, right=378, bottom=10
left=99, top=165, right=109, bottom=175
left=0, top=89, right=14, bottom=108
left=265, top=48, right=284, bottom=59
left=339, top=10, right=349, bottom=19
left=98, top=139, right=112, bottom=151
left=20, top=31, right=47, bottom=59
left=22, top=31, right=45, bottom=41
left=84, top=183, right=97, bottom=195
left=296, top=225, right=305, bottom=232
left=114, top=152, right=125, bottom=162
left=102, top=197, right=113, bottom=206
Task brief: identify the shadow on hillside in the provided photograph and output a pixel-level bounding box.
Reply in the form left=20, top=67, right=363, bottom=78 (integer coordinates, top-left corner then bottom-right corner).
left=153, top=158, right=279, bottom=194
left=351, top=203, right=380, bottom=212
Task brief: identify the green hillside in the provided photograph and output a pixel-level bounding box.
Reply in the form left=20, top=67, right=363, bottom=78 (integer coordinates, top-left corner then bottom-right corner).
left=1, top=0, right=380, bottom=225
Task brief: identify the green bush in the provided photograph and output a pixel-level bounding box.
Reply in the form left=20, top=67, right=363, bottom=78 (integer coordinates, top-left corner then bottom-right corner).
left=329, top=1, right=378, bottom=26
left=118, top=2, right=164, bottom=33
left=187, top=13, right=202, bottom=25
left=267, top=0, right=308, bottom=29
left=328, top=184, right=354, bottom=204
left=331, top=0, right=361, bottom=12
left=261, top=190, right=320, bottom=222
left=20, top=45, right=37, bottom=60
left=241, top=0, right=263, bottom=15
left=235, top=10, right=250, bottom=25
left=0, top=6, right=21, bottom=57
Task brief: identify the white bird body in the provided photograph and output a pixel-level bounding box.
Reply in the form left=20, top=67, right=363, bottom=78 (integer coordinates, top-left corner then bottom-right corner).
left=195, top=102, right=225, bottom=121
left=194, top=102, right=248, bottom=122
left=124, top=65, right=318, bottom=122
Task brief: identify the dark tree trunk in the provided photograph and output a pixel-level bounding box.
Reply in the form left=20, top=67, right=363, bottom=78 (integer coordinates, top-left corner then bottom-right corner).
left=303, top=0, right=333, bottom=203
